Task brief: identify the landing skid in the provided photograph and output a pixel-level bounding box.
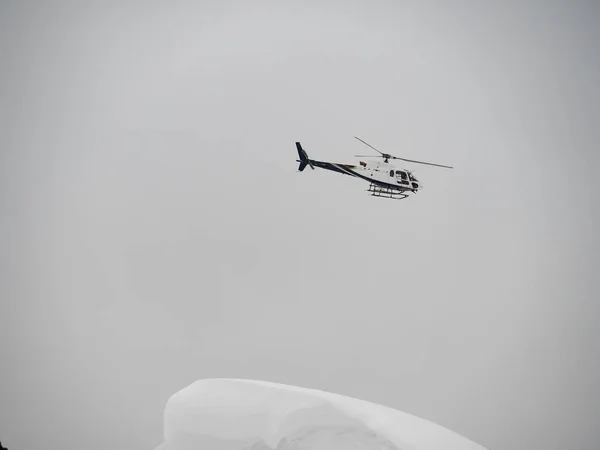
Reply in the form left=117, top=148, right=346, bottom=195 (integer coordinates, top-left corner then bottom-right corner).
left=367, top=184, right=409, bottom=200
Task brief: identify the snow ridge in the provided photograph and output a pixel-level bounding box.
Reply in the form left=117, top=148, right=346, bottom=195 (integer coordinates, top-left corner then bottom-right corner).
left=156, top=378, right=487, bottom=450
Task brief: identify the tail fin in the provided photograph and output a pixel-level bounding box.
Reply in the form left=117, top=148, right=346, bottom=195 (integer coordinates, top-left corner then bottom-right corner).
left=296, top=142, right=313, bottom=171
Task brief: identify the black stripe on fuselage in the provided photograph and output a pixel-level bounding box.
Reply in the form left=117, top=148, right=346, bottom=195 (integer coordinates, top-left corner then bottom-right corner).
left=310, top=160, right=352, bottom=175
left=310, top=159, right=409, bottom=191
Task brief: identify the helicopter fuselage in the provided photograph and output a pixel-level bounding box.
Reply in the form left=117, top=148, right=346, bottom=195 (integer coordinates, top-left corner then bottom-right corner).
left=306, top=158, right=421, bottom=193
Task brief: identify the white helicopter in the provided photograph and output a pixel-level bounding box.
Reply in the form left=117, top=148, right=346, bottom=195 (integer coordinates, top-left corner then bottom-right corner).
left=295, top=137, right=453, bottom=199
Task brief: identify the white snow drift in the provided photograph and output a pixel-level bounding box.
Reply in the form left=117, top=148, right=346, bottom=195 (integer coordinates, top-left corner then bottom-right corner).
left=155, top=378, right=486, bottom=450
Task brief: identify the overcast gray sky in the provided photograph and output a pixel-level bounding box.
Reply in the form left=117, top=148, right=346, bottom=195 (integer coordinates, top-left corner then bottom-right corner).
left=1, top=2, right=599, bottom=450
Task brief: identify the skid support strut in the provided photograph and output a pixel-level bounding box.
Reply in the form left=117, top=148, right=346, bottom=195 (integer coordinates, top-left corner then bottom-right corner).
left=367, top=184, right=409, bottom=200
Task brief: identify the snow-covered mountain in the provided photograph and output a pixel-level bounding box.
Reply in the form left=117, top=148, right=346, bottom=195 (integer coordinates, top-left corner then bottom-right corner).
left=155, top=379, right=487, bottom=450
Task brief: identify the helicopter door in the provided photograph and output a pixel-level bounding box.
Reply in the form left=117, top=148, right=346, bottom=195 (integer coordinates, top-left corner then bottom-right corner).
left=396, top=170, right=409, bottom=186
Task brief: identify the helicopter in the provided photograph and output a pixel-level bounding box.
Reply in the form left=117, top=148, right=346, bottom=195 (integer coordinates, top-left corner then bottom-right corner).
left=295, top=136, right=453, bottom=199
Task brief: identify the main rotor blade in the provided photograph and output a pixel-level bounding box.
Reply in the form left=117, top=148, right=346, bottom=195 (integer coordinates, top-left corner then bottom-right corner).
left=354, top=154, right=384, bottom=158
left=354, top=136, right=385, bottom=155
left=355, top=135, right=453, bottom=168
left=390, top=156, right=453, bottom=169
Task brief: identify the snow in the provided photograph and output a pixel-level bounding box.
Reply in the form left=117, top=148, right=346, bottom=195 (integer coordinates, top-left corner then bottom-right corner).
left=155, top=379, right=487, bottom=450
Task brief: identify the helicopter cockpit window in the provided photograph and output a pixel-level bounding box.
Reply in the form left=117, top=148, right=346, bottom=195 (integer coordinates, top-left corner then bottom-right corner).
left=396, top=170, right=407, bottom=180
